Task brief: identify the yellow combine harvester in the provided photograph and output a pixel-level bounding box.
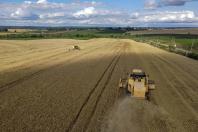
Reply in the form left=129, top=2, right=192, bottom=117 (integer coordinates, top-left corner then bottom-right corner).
left=119, top=69, right=155, bottom=99
left=73, top=45, right=80, bottom=50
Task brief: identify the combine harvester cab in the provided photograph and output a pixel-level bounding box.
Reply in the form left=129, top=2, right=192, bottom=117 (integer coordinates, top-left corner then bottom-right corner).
left=119, top=69, right=155, bottom=100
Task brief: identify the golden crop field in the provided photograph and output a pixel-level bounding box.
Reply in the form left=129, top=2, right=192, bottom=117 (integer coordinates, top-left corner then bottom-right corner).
left=0, top=39, right=197, bottom=132
left=8, top=29, right=34, bottom=33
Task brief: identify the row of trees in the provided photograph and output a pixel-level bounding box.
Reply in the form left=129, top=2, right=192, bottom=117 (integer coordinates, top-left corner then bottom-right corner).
left=0, top=28, right=8, bottom=32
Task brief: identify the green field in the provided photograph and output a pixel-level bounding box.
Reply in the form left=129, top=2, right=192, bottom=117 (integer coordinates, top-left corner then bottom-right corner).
left=132, top=34, right=198, bottom=52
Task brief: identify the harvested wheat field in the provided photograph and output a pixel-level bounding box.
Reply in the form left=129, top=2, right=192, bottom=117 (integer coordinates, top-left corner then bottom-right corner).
left=0, top=38, right=198, bottom=132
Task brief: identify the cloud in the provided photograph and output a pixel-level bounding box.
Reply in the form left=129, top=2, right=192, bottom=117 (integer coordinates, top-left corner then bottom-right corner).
left=73, top=7, right=96, bottom=18
left=39, top=12, right=65, bottom=19
left=91, top=1, right=97, bottom=5
left=10, top=8, right=39, bottom=20
left=37, top=0, right=48, bottom=4
left=133, top=10, right=198, bottom=23
left=0, top=0, right=198, bottom=26
left=131, top=12, right=140, bottom=19
left=11, top=8, right=24, bottom=18
left=144, top=0, right=198, bottom=9
left=144, top=0, right=158, bottom=9
left=161, top=0, right=192, bottom=6
left=24, top=1, right=32, bottom=4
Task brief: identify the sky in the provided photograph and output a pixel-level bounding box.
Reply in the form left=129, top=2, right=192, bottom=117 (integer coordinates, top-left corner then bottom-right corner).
left=0, top=0, right=198, bottom=27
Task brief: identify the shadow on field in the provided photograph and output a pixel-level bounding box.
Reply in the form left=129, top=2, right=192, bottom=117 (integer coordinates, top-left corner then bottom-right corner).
left=0, top=50, right=191, bottom=132
left=0, top=50, right=158, bottom=131
left=0, top=54, right=123, bottom=131
left=0, top=53, right=119, bottom=89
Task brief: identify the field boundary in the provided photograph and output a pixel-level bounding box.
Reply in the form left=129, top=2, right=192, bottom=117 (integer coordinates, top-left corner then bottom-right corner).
left=134, top=39, right=198, bottom=60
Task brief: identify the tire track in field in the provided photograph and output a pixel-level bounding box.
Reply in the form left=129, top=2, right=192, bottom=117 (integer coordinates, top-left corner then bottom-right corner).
left=0, top=45, right=105, bottom=93
left=151, top=53, right=198, bottom=102
left=150, top=58, right=198, bottom=119
left=132, top=43, right=197, bottom=103
left=128, top=42, right=197, bottom=132
left=150, top=59, right=198, bottom=132
left=152, top=54, right=198, bottom=92
left=164, top=54, right=198, bottom=78
left=83, top=50, right=121, bottom=132
left=65, top=48, right=121, bottom=132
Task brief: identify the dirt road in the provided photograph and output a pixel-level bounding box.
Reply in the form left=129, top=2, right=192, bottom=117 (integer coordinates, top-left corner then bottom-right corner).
left=0, top=39, right=197, bottom=132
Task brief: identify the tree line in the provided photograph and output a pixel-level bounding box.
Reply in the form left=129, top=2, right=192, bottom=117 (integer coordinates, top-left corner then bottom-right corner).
left=0, top=28, right=8, bottom=32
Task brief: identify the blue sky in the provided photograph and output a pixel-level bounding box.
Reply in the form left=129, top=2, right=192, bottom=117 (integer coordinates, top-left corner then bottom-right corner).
left=0, top=0, right=198, bottom=27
